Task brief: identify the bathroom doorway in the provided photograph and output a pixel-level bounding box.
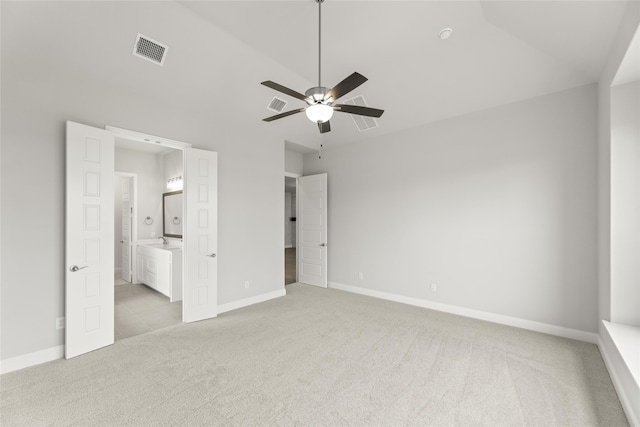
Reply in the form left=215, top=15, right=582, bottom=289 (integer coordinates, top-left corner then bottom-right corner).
left=112, top=139, right=183, bottom=341
left=66, top=121, right=218, bottom=358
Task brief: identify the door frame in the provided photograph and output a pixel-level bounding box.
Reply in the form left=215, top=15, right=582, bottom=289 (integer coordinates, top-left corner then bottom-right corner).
left=106, top=125, right=192, bottom=151
left=285, top=172, right=301, bottom=282
left=108, top=126, right=219, bottom=322
left=107, top=125, right=192, bottom=313
left=114, top=171, right=137, bottom=283
left=66, top=121, right=219, bottom=357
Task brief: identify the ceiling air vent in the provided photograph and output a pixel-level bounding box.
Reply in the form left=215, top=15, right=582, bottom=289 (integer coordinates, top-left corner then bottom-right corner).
left=133, top=33, right=168, bottom=66
left=342, top=95, right=379, bottom=132
left=267, top=97, right=288, bottom=113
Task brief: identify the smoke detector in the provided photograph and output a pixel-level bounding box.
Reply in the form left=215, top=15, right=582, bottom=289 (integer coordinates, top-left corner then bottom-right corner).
left=133, top=33, right=168, bottom=66
left=439, top=28, right=453, bottom=40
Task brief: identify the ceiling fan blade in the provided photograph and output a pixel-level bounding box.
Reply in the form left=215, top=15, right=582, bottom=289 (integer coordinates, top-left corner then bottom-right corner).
left=261, top=81, right=309, bottom=102
left=318, top=121, right=331, bottom=134
left=324, top=72, right=368, bottom=102
left=262, top=107, right=306, bottom=122
left=334, top=104, right=384, bottom=118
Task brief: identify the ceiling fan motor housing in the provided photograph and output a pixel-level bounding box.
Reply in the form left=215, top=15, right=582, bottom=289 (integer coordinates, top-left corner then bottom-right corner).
left=305, top=86, right=330, bottom=104
left=260, top=0, right=384, bottom=133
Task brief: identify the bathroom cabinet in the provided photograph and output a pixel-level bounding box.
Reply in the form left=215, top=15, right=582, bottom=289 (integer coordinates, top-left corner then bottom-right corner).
left=136, top=244, right=182, bottom=302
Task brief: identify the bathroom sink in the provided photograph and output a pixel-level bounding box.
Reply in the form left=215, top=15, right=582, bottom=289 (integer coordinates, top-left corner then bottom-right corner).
left=143, top=243, right=182, bottom=250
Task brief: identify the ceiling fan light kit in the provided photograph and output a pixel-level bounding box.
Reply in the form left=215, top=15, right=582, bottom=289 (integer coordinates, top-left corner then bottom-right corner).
left=261, top=0, right=384, bottom=134
left=306, top=104, right=334, bottom=123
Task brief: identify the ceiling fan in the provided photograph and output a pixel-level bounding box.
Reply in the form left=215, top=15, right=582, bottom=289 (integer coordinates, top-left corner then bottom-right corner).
left=261, top=0, right=384, bottom=134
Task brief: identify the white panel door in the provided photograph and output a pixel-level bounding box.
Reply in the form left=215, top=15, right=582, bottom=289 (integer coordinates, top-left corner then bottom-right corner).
left=121, top=178, right=132, bottom=282
left=183, top=148, right=218, bottom=323
left=298, top=173, right=327, bottom=287
left=65, top=121, right=115, bottom=359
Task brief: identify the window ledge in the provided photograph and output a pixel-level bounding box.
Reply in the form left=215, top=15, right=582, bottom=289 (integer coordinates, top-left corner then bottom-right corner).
left=603, top=320, right=640, bottom=386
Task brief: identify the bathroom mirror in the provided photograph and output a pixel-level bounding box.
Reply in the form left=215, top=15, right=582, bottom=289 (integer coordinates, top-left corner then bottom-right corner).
left=163, top=190, right=183, bottom=238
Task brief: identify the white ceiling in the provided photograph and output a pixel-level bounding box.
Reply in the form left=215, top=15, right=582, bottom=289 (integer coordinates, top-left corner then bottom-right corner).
left=1, top=1, right=631, bottom=151
left=180, top=0, right=629, bottom=148
left=612, top=23, right=640, bottom=86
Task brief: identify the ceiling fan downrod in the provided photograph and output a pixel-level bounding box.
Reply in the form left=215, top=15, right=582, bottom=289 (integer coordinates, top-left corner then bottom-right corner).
left=305, top=0, right=328, bottom=104
left=317, top=0, right=323, bottom=89
left=260, top=0, right=384, bottom=132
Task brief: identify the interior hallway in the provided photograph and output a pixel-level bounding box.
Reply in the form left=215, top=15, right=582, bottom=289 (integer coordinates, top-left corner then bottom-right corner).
left=285, top=248, right=296, bottom=285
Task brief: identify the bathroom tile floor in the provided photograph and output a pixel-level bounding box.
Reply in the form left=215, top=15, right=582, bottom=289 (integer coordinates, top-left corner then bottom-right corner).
left=114, top=282, right=182, bottom=341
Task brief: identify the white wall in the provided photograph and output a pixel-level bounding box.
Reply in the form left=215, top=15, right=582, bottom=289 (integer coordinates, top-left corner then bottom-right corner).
left=0, top=1, right=290, bottom=360
left=596, top=6, right=640, bottom=423
left=163, top=150, right=183, bottom=191
left=115, top=148, right=164, bottom=240
left=610, top=80, right=640, bottom=326
left=114, top=175, right=124, bottom=272
left=598, top=1, right=640, bottom=326
left=285, top=193, right=292, bottom=247
left=285, top=150, right=302, bottom=249
left=290, top=193, right=296, bottom=248
left=284, top=191, right=296, bottom=248
left=304, top=84, right=598, bottom=333
left=285, top=149, right=303, bottom=175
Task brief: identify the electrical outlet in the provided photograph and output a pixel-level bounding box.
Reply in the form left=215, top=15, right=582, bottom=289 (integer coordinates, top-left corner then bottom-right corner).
left=358, top=272, right=364, bottom=280
left=244, top=281, right=250, bottom=289
left=430, top=283, right=437, bottom=292
left=56, top=317, right=65, bottom=330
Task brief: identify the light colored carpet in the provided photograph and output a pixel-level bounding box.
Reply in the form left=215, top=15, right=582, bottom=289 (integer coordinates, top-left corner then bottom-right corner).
left=0, top=284, right=628, bottom=426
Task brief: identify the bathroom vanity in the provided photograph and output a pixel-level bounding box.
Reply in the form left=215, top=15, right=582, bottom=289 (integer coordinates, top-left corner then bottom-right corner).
left=136, top=243, right=182, bottom=302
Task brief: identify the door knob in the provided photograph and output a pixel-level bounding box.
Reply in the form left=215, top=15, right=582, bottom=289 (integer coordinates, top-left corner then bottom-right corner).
left=207, top=253, right=216, bottom=258
left=120, top=240, right=124, bottom=244
left=69, top=265, right=88, bottom=272
left=320, top=243, right=327, bottom=247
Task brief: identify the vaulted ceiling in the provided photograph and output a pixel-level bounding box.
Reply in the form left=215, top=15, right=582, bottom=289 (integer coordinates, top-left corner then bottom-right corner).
left=180, top=1, right=628, bottom=148
left=1, top=1, right=631, bottom=151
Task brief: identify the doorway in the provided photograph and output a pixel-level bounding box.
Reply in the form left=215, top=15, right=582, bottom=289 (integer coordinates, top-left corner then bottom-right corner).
left=113, top=142, right=184, bottom=341
left=65, top=121, right=219, bottom=358
left=285, top=175, right=298, bottom=285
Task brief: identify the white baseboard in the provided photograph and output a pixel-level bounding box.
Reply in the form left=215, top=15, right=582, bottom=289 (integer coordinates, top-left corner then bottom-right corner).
left=599, top=322, right=640, bottom=427
left=1, top=345, right=64, bottom=375
left=218, top=288, right=287, bottom=315
left=2, top=290, right=287, bottom=375
left=284, top=245, right=293, bottom=249
left=328, top=281, right=598, bottom=344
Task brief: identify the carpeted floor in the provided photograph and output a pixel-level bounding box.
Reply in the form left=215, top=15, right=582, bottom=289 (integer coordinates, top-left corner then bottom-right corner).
left=0, top=284, right=628, bottom=426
